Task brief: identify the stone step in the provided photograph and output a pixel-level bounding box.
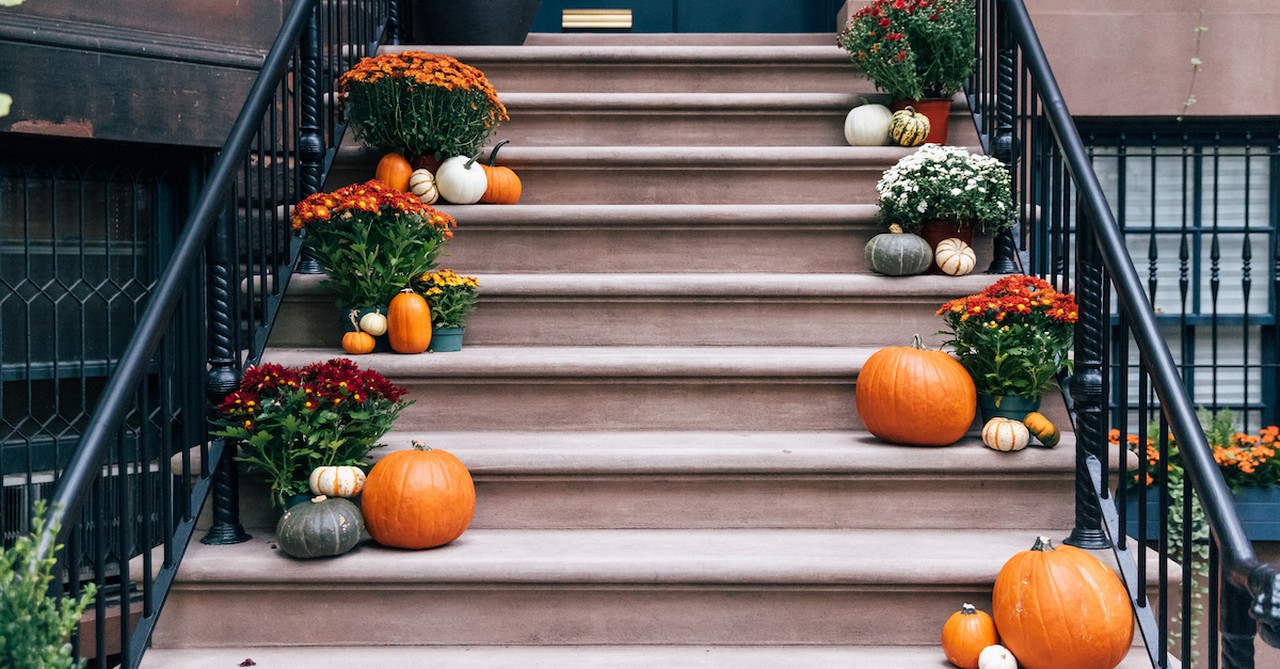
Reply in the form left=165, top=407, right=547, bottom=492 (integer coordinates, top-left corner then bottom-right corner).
left=428, top=203, right=994, bottom=274
left=494, top=92, right=982, bottom=147
left=271, top=272, right=996, bottom=349
left=327, top=145, right=922, bottom=205
left=223, top=429, right=1084, bottom=533
left=148, top=528, right=1096, bottom=648
left=381, top=44, right=861, bottom=94
left=141, top=644, right=1159, bottom=668
left=259, top=346, right=1074, bottom=432
left=442, top=203, right=885, bottom=273
left=524, top=32, right=842, bottom=47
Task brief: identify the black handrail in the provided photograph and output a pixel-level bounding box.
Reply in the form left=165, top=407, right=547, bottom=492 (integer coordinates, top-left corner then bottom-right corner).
left=972, top=0, right=1280, bottom=666
left=27, top=1, right=397, bottom=666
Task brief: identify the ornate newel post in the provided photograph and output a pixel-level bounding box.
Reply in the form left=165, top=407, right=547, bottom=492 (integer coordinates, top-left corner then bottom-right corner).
left=202, top=206, right=251, bottom=546
left=295, top=4, right=327, bottom=275
left=987, top=9, right=1022, bottom=275
left=387, top=0, right=401, bottom=44
left=1065, top=207, right=1110, bottom=550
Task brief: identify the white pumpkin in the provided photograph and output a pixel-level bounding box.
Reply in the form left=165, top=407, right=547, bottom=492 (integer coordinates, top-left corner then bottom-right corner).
left=935, top=237, right=976, bottom=276
left=435, top=156, right=488, bottom=205
left=308, top=466, right=367, bottom=498
left=844, top=103, right=893, bottom=146
left=358, top=310, right=388, bottom=336
left=982, top=417, right=1030, bottom=452
left=408, top=168, right=439, bottom=205
left=977, top=644, right=1018, bottom=669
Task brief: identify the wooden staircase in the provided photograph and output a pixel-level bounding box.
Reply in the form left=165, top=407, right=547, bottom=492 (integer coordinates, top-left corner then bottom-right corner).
left=142, top=33, right=1147, bottom=667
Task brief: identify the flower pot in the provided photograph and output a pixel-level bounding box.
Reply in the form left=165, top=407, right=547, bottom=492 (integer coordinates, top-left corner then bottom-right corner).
left=916, top=220, right=975, bottom=274
left=977, top=393, right=1041, bottom=424
left=892, top=98, right=951, bottom=145
left=1123, top=485, right=1280, bottom=542
left=410, top=0, right=542, bottom=45
left=428, top=326, right=465, bottom=352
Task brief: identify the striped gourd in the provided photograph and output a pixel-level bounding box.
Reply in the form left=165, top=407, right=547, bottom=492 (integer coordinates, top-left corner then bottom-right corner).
left=982, top=417, right=1030, bottom=452
left=888, top=107, right=930, bottom=147
left=864, top=224, right=933, bottom=276
left=935, top=237, right=976, bottom=276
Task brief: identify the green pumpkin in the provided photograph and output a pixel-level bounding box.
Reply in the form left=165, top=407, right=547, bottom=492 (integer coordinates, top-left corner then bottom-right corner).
left=888, top=107, right=930, bottom=147
left=276, top=495, right=364, bottom=559
left=864, top=224, right=934, bottom=276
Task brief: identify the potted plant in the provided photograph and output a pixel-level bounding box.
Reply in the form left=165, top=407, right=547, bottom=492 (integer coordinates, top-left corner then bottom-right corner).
left=1, top=501, right=96, bottom=669
left=414, top=269, right=480, bottom=352
left=936, top=274, right=1077, bottom=422
left=338, top=51, right=508, bottom=166
left=292, top=179, right=456, bottom=348
left=837, top=0, right=976, bottom=143
left=210, top=358, right=413, bottom=511
left=875, top=143, right=1017, bottom=251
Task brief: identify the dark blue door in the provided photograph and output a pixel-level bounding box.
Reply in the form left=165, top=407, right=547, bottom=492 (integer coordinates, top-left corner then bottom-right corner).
left=532, top=0, right=840, bottom=33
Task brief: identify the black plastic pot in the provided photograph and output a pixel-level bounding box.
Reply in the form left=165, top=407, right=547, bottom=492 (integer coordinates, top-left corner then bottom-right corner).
left=410, top=0, right=542, bottom=45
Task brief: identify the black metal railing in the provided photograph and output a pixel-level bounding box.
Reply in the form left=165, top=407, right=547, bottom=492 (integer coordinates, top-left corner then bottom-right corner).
left=8, top=1, right=396, bottom=667
left=971, top=1, right=1280, bottom=667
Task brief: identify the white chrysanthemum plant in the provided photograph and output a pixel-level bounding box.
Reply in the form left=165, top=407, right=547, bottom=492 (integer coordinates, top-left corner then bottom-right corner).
left=875, top=144, right=1018, bottom=234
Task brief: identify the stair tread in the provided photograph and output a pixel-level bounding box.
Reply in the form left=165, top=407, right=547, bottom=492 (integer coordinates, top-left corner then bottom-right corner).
left=262, top=345, right=875, bottom=377
left=140, top=644, right=1157, bottom=668
left=383, top=43, right=851, bottom=63
left=174, top=527, right=1076, bottom=586
left=290, top=271, right=995, bottom=297
left=432, top=202, right=884, bottom=224
left=337, top=143, right=944, bottom=165
left=378, top=429, right=1078, bottom=475
left=502, top=90, right=868, bottom=109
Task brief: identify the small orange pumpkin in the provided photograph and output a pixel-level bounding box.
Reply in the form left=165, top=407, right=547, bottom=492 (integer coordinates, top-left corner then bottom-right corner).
left=992, top=536, right=1134, bottom=669
left=386, top=288, right=432, bottom=354
left=941, top=603, right=1000, bottom=669
left=341, top=310, right=375, bottom=354
left=375, top=152, right=413, bottom=192
left=480, top=140, right=522, bottom=204
left=362, top=440, right=476, bottom=549
left=854, top=334, right=976, bottom=446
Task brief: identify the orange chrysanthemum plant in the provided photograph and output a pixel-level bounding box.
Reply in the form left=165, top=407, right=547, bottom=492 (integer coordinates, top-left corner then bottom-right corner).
left=292, top=179, right=456, bottom=310
left=338, top=51, right=509, bottom=161
left=937, top=274, right=1078, bottom=398
left=1110, top=409, right=1280, bottom=492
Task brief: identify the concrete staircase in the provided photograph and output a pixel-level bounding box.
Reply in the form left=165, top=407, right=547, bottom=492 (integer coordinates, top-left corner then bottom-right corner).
left=143, top=34, right=1144, bottom=668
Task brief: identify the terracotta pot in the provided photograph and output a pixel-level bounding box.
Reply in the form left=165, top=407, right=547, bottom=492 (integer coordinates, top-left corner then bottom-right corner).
left=916, top=220, right=975, bottom=274
left=892, top=98, right=951, bottom=145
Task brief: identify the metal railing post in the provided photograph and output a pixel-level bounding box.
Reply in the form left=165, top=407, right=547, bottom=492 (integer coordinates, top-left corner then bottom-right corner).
left=295, top=3, right=327, bottom=275
left=201, top=206, right=251, bottom=546
left=1223, top=582, right=1258, bottom=668
left=1065, top=207, right=1111, bottom=550
left=987, top=9, right=1021, bottom=275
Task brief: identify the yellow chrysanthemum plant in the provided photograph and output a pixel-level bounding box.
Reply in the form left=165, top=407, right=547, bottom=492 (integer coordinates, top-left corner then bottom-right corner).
left=414, top=269, right=480, bottom=329
left=338, top=51, right=509, bottom=161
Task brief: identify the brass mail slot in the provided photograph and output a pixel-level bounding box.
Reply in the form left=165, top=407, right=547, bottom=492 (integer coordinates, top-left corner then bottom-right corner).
left=562, top=8, right=633, bottom=30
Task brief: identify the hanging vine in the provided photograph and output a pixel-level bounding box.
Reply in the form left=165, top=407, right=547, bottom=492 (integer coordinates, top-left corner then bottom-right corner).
left=1177, top=1, right=1210, bottom=121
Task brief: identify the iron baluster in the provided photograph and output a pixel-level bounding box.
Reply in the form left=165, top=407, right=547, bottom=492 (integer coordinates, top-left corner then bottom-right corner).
left=296, top=4, right=326, bottom=275
left=987, top=9, right=1021, bottom=274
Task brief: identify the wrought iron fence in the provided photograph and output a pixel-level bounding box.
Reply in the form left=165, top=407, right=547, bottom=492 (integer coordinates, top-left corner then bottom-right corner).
left=972, top=1, right=1280, bottom=667
left=3, top=1, right=397, bottom=667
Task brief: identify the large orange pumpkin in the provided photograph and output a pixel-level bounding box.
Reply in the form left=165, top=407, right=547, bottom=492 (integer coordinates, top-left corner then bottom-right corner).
left=992, top=536, right=1134, bottom=669
left=941, top=603, right=1000, bottom=669
left=387, top=288, right=432, bottom=354
left=362, top=440, right=476, bottom=549
left=375, top=152, right=413, bottom=192
left=480, top=140, right=522, bottom=204
left=855, top=334, right=976, bottom=445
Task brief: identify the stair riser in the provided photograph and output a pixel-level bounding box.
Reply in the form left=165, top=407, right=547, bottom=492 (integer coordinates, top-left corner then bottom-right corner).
left=273, top=296, right=965, bottom=348
left=153, top=584, right=991, bottom=647
left=470, top=476, right=1076, bottom=530
left=214, top=473, right=1075, bottom=533
left=390, top=378, right=858, bottom=431
left=466, top=63, right=859, bottom=94
left=502, top=112, right=848, bottom=147
left=441, top=226, right=875, bottom=273
left=327, top=163, right=884, bottom=205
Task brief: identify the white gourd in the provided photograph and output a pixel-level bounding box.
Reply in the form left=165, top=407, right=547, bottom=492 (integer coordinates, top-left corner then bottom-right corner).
left=977, top=644, right=1018, bottom=669
left=982, top=418, right=1030, bottom=452
left=935, top=237, right=977, bottom=276
left=308, top=466, right=367, bottom=498
left=408, top=168, right=439, bottom=205
left=844, top=103, right=893, bottom=146
left=435, top=156, right=488, bottom=205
